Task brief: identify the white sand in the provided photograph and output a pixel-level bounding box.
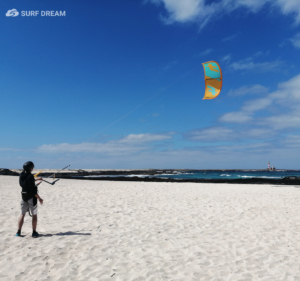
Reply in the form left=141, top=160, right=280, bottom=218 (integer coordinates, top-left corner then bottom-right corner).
left=1, top=176, right=300, bottom=281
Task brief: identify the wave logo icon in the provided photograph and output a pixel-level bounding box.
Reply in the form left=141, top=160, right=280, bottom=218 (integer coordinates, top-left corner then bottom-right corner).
left=6, top=9, right=19, bottom=17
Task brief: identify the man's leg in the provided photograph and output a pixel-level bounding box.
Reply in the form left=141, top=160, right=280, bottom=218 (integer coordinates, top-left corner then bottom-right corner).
left=18, top=199, right=29, bottom=235
left=17, top=214, right=26, bottom=232
left=32, top=215, right=37, bottom=232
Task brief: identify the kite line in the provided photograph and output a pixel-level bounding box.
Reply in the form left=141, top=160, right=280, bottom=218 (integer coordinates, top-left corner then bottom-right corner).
left=45, top=69, right=195, bottom=171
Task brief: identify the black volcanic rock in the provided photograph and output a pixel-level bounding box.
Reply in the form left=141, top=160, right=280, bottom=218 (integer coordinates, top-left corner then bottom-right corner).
left=55, top=175, right=300, bottom=185
left=283, top=176, right=300, bottom=180
left=0, top=169, right=19, bottom=176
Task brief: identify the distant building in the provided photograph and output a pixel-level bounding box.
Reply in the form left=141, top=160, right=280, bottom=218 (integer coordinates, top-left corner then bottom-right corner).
left=267, top=161, right=276, bottom=171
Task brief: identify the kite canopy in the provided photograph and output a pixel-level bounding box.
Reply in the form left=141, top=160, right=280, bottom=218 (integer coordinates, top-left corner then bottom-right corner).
left=202, top=61, right=222, bottom=100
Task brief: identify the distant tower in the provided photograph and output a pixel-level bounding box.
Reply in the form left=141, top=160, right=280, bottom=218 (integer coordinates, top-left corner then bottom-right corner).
left=268, top=162, right=270, bottom=170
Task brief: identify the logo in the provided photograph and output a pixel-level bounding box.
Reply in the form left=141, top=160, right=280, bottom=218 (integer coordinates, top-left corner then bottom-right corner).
left=5, top=9, right=66, bottom=17
left=6, top=9, right=19, bottom=17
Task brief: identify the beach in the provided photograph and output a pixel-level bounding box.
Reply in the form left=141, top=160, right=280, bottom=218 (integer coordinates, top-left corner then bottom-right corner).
left=1, top=175, right=300, bottom=280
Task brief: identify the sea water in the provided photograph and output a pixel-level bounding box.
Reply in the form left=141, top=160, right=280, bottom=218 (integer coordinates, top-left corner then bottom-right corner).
left=81, top=170, right=300, bottom=180
left=151, top=170, right=300, bottom=180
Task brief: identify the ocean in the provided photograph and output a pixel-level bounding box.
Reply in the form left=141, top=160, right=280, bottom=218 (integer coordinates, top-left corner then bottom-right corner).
left=81, top=170, right=300, bottom=180
left=150, top=170, right=300, bottom=180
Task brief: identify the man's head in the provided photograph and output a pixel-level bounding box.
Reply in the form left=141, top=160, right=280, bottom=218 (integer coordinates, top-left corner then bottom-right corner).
left=23, top=161, right=34, bottom=173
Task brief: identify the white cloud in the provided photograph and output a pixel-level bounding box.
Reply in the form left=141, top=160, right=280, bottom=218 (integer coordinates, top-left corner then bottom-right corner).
left=147, top=0, right=218, bottom=28
left=228, top=84, right=269, bottom=96
left=222, top=54, right=231, bottom=63
left=290, top=33, right=300, bottom=49
left=37, top=133, right=172, bottom=155
left=270, top=73, right=300, bottom=105
left=185, top=124, right=276, bottom=143
left=242, top=98, right=272, bottom=112
left=186, top=127, right=235, bottom=141
left=222, top=33, right=240, bottom=42
left=155, top=0, right=203, bottom=24
left=219, top=111, right=253, bottom=123
left=3, top=128, right=300, bottom=169
left=222, top=0, right=269, bottom=13
left=259, top=114, right=300, bottom=130
left=148, top=0, right=300, bottom=28
left=244, top=128, right=275, bottom=139
left=220, top=73, right=300, bottom=129
left=118, top=133, right=171, bottom=144
left=198, top=48, right=212, bottom=56
left=281, top=135, right=300, bottom=147
left=37, top=142, right=143, bottom=155
left=8, top=140, right=299, bottom=169
left=276, top=0, right=300, bottom=24
left=229, top=58, right=284, bottom=72
left=253, top=51, right=270, bottom=57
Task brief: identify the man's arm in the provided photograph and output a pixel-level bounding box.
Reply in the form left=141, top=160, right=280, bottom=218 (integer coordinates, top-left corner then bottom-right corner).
left=35, top=193, right=43, bottom=205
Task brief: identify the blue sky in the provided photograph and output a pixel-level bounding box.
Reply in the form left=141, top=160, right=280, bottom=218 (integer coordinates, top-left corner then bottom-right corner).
left=1, top=0, right=300, bottom=169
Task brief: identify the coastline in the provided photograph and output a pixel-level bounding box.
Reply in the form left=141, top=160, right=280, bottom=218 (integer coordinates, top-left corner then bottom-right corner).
left=1, top=168, right=300, bottom=185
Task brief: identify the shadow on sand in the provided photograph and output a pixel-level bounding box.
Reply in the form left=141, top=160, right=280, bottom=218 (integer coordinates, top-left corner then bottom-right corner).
left=39, top=231, right=91, bottom=237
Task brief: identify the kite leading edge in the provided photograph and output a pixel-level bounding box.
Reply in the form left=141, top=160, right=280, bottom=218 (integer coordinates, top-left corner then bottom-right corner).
left=202, top=61, right=222, bottom=100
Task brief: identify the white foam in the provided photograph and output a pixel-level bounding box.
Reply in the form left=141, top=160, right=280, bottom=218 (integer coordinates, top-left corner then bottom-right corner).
left=238, top=175, right=282, bottom=179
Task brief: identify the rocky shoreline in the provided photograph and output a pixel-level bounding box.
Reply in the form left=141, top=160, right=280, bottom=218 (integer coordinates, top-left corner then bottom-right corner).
left=1, top=168, right=300, bottom=185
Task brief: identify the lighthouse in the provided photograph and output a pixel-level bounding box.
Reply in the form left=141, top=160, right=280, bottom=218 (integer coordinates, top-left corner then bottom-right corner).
left=267, top=161, right=275, bottom=171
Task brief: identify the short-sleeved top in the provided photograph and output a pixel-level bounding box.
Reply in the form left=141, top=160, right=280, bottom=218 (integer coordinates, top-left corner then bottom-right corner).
left=19, top=172, right=37, bottom=201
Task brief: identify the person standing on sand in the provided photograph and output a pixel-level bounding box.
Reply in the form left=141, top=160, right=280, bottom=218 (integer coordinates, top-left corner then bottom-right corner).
left=16, top=161, right=44, bottom=238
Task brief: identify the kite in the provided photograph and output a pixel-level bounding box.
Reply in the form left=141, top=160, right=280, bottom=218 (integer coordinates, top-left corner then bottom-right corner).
left=202, top=61, right=222, bottom=100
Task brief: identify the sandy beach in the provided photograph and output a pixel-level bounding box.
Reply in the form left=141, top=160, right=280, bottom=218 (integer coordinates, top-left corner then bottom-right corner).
left=1, top=175, right=300, bottom=280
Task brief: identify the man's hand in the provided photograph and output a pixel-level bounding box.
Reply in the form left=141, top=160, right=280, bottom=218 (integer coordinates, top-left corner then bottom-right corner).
left=35, top=177, right=43, bottom=181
